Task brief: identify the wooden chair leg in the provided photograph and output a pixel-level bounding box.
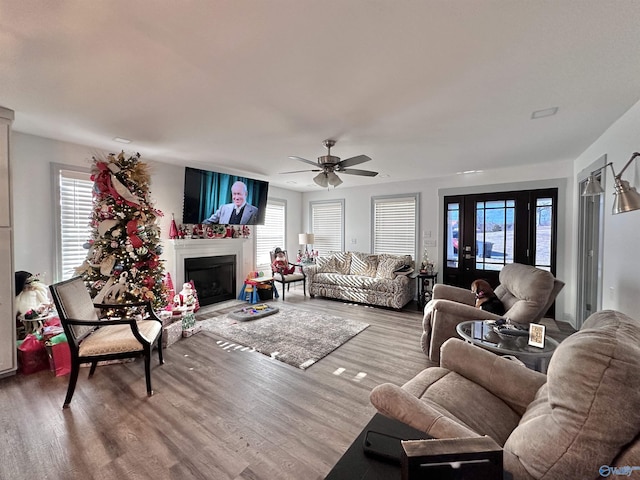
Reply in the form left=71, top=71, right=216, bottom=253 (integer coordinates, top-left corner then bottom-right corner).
left=144, top=348, right=153, bottom=397
left=63, top=363, right=81, bottom=409
left=88, top=361, right=98, bottom=377
left=157, top=333, right=164, bottom=365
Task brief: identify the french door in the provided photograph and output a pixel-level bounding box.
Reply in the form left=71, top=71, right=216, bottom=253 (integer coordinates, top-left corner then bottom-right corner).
left=443, top=188, right=558, bottom=290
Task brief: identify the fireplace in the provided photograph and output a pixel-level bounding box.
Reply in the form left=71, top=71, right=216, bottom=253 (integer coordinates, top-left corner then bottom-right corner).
left=184, top=255, right=236, bottom=306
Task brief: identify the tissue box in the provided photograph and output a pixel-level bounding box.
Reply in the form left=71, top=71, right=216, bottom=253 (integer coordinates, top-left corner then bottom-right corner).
left=401, top=436, right=502, bottom=480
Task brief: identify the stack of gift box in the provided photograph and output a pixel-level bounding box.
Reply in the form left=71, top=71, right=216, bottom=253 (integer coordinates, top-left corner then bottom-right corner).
left=159, top=307, right=203, bottom=348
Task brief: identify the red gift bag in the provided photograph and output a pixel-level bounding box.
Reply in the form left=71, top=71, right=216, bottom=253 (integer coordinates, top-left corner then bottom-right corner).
left=50, top=341, right=71, bottom=377
left=17, top=334, right=49, bottom=375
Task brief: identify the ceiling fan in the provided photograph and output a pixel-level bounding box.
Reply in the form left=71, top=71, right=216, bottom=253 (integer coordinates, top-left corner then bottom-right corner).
left=282, top=139, right=378, bottom=187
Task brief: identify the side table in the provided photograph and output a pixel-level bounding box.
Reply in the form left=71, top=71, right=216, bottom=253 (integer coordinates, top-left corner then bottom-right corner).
left=456, top=320, right=559, bottom=372
left=413, top=272, right=438, bottom=311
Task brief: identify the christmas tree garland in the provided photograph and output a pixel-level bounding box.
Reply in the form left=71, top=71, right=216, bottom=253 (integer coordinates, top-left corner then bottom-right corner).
left=76, top=152, right=168, bottom=309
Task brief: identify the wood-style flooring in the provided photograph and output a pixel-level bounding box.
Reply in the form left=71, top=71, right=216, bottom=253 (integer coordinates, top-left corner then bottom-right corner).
left=0, top=289, right=574, bottom=480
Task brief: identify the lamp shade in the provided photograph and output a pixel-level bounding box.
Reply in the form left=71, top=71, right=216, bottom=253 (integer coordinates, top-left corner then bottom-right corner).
left=582, top=174, right=605, bottom=196
left=299, top=233, right=315, bottom=245
left=313, top=172, right=329, bottom=187
left=612, top=178, right=640, bottom=214
left=327, top=171, right=343, bottom=187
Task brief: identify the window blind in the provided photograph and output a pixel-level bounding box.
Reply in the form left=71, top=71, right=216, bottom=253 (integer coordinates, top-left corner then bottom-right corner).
left=255, top=200, right=286, bottom=272
left=58, top=169, right=94, bottom=280
left=373, top=195, right=418, bottom=258
left=311, top=201, right=344, bottom=255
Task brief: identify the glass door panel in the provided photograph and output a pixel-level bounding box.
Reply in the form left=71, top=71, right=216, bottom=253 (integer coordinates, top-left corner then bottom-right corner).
left=534, top=198, right=553, bottom=271
left=475, top=200, right=515, bottom=271
left=446, top=202, right=460, bottom=268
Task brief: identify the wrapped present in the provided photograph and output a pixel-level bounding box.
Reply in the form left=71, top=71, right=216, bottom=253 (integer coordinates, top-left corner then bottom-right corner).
left=182, top=323, right=202, bottom=338
left=181, top=311, right=196, bottom=330
left=162, top=320, right=182, bottom=348
left=45, top=333, right=71, bottom=377
left=17, top=334, right=49, bottom=375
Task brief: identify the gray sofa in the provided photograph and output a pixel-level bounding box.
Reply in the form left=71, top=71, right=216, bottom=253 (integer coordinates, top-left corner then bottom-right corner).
left=371, top=309, right=640, bottom=479
left=304, top=251, right=414, bottom=309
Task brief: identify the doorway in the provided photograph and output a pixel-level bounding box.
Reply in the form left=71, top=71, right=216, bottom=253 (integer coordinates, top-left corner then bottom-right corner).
left=443, top=188, right=558, bottom=289
left=576, top=155, right=606, bottom=328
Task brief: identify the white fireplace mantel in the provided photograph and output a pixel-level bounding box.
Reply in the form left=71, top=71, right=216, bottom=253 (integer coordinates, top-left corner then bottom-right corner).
left=166, top=238, right=253, bottom=294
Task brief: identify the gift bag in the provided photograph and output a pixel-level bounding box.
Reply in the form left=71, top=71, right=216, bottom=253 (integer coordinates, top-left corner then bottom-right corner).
left=17, top=334, right=49, bottom=375
left=46, top=333, right=71, bottom=377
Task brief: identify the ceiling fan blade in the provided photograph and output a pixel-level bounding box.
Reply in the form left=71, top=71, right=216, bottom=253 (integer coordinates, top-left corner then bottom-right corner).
left=337, top=154, right=371, bottom=169
left=288, top=156, right=319, bottom=167
left=280, top=169, right=321, bottom=174
left=340, top=168, right=378, bottom=177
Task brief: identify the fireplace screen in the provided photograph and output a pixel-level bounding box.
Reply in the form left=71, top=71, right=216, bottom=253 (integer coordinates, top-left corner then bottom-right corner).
left=184, top=254, right=236, bottom=306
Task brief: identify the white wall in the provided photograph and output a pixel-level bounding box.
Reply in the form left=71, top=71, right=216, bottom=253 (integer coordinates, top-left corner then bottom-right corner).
left=22, top=118, right=640, bottom=325
left=10, top=132, right=303, bottom=286
left=302, top=160, right=575, bottom=322
left=572, top=98, right=640, bottom=317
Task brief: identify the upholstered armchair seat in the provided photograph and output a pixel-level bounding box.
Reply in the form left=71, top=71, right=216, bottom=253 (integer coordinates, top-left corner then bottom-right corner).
left=78, top=321, right=162, bottom=356
left=371, top=310, right=640, bottom=479
left=422, top=263, right=564, bottom=363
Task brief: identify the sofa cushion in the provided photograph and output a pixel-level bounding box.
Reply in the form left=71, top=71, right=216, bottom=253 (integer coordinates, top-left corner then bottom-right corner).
left=331, top=251, right=352, bottom=274
left=375, top=255, right=407, bottom=279
left=504, top=310, right=640, bottom=479
left=316, top=255, right=337, bottom=273
left=405, top=368, right=522, bottom=446
left=349, top=252, right=379, bottom=277
left=494, top=264, right=555, bottom=323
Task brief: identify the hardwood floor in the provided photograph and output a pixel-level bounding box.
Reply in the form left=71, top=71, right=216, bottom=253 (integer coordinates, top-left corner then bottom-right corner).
left=0, top=288, right=433, bottom=480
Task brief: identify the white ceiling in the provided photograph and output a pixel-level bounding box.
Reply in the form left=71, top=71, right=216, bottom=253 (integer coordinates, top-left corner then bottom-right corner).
left=2, top=1, right=640, bottom=191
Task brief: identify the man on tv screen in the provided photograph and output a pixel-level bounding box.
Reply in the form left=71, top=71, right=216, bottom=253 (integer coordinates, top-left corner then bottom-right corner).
left=202, top=180, right=259, bottom=225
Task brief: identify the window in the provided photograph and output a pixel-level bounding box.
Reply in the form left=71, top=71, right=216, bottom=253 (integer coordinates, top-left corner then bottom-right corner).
left=310, top=200, right=344, bottom=255
left=255, top=199, right=286, bottom=272
left=52, top=164, right=93, bottom=281
left=372, top=194, right=418, bottom=258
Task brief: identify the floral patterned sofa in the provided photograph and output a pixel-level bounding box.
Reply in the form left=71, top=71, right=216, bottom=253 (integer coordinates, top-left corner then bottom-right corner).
left=304, top=252, right=415, bottom=309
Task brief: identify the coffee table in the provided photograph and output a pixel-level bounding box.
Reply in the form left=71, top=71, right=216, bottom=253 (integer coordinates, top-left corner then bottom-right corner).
left=456, top=320, right=559, bottom=372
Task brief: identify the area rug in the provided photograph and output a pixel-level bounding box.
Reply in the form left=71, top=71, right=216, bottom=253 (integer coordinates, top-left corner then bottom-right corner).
left=198, top=303, right=369, bottom=369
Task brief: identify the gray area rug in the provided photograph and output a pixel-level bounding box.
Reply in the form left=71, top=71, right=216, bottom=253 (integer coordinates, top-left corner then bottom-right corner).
left=198, top=303, right=369, bottom=369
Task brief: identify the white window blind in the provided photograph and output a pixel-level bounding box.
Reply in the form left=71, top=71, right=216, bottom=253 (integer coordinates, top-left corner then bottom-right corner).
left=57, top=168, right=93, bottom=280
left=255, top=200, right=286, bottom=272
left=372, top=195, right=418, bottom=258
left=311, top=200, right=344, bottom=255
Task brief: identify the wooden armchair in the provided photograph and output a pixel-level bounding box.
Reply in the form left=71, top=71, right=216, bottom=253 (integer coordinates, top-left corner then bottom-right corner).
left=270, top=248, right=306, bottom=300
left=49, top=276, right=164, bottom=409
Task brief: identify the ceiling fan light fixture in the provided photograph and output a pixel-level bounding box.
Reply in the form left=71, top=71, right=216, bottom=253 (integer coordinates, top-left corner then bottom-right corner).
left=327, top=171, right=343, bottom=187
left=313, top=172, right=329, bottom=188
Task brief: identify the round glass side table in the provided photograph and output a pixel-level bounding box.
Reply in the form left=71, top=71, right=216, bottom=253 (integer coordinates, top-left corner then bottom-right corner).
left=456, top=320, right=559, bottom=372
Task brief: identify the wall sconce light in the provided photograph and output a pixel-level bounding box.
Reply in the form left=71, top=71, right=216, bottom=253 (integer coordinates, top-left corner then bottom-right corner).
left=581, top=152, right=640, bottom=214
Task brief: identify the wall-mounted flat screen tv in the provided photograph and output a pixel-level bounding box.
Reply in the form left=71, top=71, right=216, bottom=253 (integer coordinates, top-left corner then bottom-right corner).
left=182, top=167, right=269, bottom=225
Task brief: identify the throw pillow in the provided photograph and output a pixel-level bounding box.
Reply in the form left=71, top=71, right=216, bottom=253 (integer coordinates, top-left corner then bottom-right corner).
left=376, top=255, right=406, bottom=280
left=331, top=252, right=352, bottom=275
left=350, top=252, right=379, bottom=277
left=317, top=255, right=337, bottom=273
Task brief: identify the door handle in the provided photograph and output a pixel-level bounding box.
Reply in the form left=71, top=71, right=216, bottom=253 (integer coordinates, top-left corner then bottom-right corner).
left=464, top=254, right=475, bottom=260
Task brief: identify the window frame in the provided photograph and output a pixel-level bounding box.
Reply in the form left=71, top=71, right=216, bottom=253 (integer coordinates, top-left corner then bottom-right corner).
left=310, top=199, right=345, bottom=255
left=254, top=198, right=287, bottom=273
left=51, top=163, right=93, bottom=282
left=371, top=193, right=419, bottom=260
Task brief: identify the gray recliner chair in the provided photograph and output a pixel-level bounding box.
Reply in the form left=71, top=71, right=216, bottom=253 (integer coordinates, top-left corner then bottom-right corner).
left=371, top=310, right=640, bottom=479
left=422, top=263, right=564, bottom=363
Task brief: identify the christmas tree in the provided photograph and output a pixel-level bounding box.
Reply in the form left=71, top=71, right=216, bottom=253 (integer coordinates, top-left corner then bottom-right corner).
left=76, top=152, right=167, bottom=309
